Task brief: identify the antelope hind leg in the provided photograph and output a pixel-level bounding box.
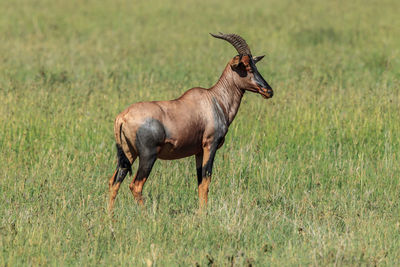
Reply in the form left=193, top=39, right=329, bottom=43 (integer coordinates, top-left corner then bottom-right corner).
left=129, top=154, right=156, bottom=205
left=108, top=168, right=129, bottom=212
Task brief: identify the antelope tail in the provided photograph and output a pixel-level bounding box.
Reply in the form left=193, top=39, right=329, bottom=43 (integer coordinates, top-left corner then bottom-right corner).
left=113, top=118, right=132, bottom=185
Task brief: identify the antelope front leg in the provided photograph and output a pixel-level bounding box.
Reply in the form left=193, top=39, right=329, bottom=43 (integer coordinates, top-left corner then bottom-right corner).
left=195, top=151, right=203, bottom=186
left=198, top=145, right=217, bottom=210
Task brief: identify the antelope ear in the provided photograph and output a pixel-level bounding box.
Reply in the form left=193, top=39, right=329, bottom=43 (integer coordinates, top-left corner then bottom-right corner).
left=230, top=56, right=241, bottom=68
left=231, top=58, right=247, bottom=77
left=253, top=55, right=265, bottom=64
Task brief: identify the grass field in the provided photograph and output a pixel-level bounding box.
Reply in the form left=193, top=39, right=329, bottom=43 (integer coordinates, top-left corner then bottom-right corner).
left=1, top=0, right=400, bottom=265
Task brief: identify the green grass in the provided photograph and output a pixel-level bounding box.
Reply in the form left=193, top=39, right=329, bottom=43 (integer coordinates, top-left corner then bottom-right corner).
left=1, top=0, right=400, bottom=265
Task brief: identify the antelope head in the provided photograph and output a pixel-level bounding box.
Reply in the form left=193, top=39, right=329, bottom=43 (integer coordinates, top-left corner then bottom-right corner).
left=210, top=32, right=273, bottom=99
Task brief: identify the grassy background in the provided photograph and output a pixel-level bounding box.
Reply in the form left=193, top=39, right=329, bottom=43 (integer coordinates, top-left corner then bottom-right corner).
left=1, top=0, right=400, bottom=265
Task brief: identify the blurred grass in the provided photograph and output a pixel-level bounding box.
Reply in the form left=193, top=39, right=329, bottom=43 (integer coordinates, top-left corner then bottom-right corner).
left=1, top=0, right=400, bottom=265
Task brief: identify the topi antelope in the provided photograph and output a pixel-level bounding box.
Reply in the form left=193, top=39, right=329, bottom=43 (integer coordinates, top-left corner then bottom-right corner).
left=108, top=33, right=273, bottom=212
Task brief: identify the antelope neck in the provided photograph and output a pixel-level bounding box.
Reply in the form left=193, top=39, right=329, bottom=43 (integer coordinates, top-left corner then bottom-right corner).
left=209, top=66, right=244, bottom=125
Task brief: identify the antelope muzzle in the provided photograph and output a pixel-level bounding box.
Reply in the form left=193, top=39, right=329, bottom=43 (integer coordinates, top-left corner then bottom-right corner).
left=253, top=70, right=273, bottom=99
left=259, top=87, right=274, bottom=99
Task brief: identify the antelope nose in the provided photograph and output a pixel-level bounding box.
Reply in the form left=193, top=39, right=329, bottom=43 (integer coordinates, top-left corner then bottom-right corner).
left=267, top=89, right=273, bottom=97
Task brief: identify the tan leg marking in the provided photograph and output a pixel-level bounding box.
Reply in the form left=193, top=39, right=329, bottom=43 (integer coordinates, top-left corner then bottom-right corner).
left=108, top=169, right=121, bottom=213
left=108, top=170, right=118, bottom=193
left=129, top=175, right=148, bottom=205
left=198, top=147, right=213, bottom=210
left=198, top=177, right=211, bottom=210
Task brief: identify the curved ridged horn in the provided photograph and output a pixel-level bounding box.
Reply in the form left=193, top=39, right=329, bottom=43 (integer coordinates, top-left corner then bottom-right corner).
left=210, top=32, right=252, bottom=56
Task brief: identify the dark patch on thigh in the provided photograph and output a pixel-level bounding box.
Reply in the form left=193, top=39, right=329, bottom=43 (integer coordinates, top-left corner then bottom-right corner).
left=135, top=118, right=167, bottom=157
